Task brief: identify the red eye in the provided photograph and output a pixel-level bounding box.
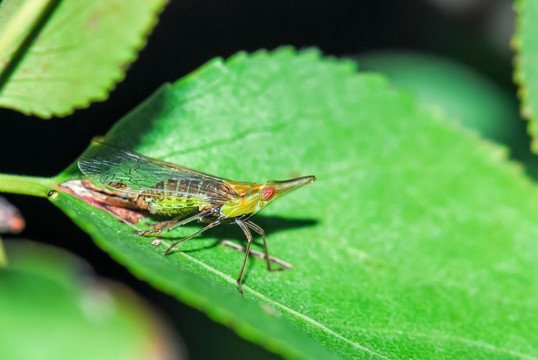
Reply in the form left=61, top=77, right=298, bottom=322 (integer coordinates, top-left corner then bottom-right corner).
left=261, top=186, right=276, bottom=201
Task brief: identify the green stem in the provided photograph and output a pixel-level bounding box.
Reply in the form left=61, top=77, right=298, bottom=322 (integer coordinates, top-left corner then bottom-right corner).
left=0, top=239, right=6, bottom=267
left=0, top=173, right=56, bottom=198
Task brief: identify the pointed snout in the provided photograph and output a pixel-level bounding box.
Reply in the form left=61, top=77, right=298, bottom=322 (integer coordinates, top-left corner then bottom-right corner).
left=269, top=175, right=316, bottom=197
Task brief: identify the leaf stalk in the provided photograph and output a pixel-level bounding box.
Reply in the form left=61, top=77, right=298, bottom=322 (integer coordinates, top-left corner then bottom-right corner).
left=0, top=173, right=55, bottom=198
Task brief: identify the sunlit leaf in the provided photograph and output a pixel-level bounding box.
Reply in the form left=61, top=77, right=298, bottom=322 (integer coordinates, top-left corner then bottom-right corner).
left=49, top=49, right=538, bottom=359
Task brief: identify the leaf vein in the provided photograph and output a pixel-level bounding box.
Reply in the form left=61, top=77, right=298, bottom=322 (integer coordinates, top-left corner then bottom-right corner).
left=342, top=326, right=537, bottom=360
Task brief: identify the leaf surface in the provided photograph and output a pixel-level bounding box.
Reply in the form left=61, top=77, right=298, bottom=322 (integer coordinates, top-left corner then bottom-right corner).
left=0, top=0, right=166, bottom=117
left=52, top=49, right=538, bottom=359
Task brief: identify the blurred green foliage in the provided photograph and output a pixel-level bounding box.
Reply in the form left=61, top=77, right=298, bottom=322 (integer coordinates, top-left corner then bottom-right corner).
left=0, top=241, right=180, bottom=360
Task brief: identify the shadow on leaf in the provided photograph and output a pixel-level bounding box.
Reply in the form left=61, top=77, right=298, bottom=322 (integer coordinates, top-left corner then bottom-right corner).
left=162, top=215, right=317, bottom=254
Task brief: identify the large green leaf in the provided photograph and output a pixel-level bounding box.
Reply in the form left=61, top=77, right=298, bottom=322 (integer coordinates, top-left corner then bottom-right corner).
left=49, top=49, right=538, bottom=359
left=0, top=0, right=166, bottom=117
left=514, top=0, right=538, bottom=151
left=0, top=241, right=181, bottom=360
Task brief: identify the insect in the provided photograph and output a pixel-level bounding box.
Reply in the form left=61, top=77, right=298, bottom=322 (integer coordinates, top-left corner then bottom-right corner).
left=78, top=139, right=315, bottom=295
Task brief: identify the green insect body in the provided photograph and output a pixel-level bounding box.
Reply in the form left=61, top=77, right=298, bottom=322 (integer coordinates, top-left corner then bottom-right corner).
left=78, top=139, right=315, bottom=295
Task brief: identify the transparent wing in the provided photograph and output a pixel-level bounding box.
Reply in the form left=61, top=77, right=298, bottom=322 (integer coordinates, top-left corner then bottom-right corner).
left=78, top=141, right=234, bottom=202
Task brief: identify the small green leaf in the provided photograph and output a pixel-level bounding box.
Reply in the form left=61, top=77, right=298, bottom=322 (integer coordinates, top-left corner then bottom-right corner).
left=514, top=0, right=538, bottom=151
left=0, top=0, right=166, bottom=117
left=0, top=241, right=180, bottom=360
left=51, top=49, right=538, bottom=359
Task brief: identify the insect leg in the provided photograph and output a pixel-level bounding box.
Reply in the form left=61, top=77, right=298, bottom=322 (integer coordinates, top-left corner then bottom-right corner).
left=235, top=219, right=254, bottom=296
left=136, top=220, right=179, bottom=236
left=135, top=209, right=212, bottom=236
left=161, top=207, right=218, bottom=233
left=245, top=220, right=289, bottom=272
left=154, top=218, right=193, bottom=233
left=148, top=219, right=181, bottom=233
left=163, top=219, right=222, bottom=255
left=221, top=240, right=292, bottom=269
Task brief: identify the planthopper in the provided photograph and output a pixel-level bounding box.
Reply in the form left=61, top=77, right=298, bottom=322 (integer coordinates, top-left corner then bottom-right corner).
left=77, top=139, right=315, bottom=295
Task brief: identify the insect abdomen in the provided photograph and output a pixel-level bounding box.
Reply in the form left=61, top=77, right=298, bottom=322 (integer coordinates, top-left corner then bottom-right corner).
left=147, top=199, right=198, bottom=217
left=143, top=179, right=222, bottom=217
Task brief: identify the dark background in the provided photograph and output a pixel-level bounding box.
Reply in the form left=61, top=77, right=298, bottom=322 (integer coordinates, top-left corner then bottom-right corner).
left=0, top=1, right=517, bottom=358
